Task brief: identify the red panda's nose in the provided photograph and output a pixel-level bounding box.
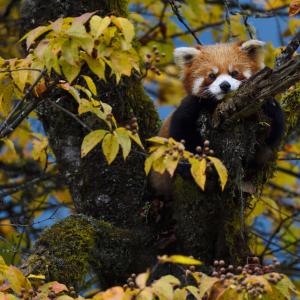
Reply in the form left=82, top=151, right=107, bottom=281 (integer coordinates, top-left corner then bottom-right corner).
left=220, top=81, right=231, bottom=93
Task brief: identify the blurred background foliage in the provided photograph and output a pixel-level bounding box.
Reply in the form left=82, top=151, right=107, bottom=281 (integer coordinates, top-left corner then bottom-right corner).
left=0, top=0, right=299, bottom=292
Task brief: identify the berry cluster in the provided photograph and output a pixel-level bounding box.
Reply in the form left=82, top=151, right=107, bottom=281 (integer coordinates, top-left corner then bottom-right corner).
left=162, top=139, right=185, bottom=161
left=126, top=116, right=139, bottom=135
left=211, top=258, right=283, bottom=297
left=145, top=45, right=166, bottom=76
left=123, top=273, right=137, bottom=290
left=18, top=285, right=76, bottom=300
left=194, top=140, right=215, bottom=159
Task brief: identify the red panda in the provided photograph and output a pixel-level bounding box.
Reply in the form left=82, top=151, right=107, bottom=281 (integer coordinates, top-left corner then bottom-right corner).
left=151, top=40, right=285, bottom=196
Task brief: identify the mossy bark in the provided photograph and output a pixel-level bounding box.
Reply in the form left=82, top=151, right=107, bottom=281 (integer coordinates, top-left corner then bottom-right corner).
left=22, top=215, right=136, bottom=289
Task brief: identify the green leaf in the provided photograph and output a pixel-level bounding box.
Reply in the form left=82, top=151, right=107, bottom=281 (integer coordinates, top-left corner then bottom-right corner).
left=115, top=128, right=132, bottom=160
left=81, top=129, right=108, bottom=158
left=102, top=133, right=120, bottom=164
left=82, top=75, right=97, bottom=96
left=207, top=156, right=228, bottom=191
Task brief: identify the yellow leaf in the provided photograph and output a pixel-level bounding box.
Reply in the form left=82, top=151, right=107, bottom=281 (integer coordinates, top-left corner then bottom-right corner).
left=81, top=129, right=108, bottom=157
left=102, top=133, right=120, bottom=164
left=166, top=153, right=180, bottom=177
left=185, top=286, right=201, bottom=300
left=60, top=59, right=81, bottom=83
left=21, top=25, right=51, bottom=49
left=115, top=128, right=132, bottom=160
left=153, top=156, right=168, bottom=175
left=72, top=11, right=96, bottom=27
left=159, top=275, right=181, bottom=286
left=147, top=137, right=168, bottom=144
left=174, top=288, right=188, bottom=300
left=137, top=287, right=152, bottom=300
left=158, top=255, right=203, bottom=266
left=1, top=138, right=16, bottom=156
left=111, top=51, right=133, bottom=77
left=0, top=256, right=8, bottom=273
left=59, top=83, right=81, bottom=103
left=56, top=296, right=74, bottom=300
left=61, top=39, right=79, bottom=66
left=0, top=292, right=18, bottom=300
left=190, top=158, right=207, bottom=191
left=207, top=156, right=228, bottom=191
left=144, top=156, right=154, bottom=175
left=136, top=271, right=150, bottom=289
left=195, top=273, right=218, bottom=299
left=90, top=16, right=111, bottom=38
left=82, top=54, right=106, bottom=80
left=289, top=0, right=300, bottom=16
left=6, top=266, right=31, bottom=294
left=111, top=17, right=135, bottom=43
left=82, top=75, right=97, bottom=96
left=93, top=287, right=124, bottom=300
left=74, top=85, right=93, bottom=99
left=128, top=131, right=145, bottom=150
left=32, top=135, right=48, bottom=167
left=152, top=279, right=174, bottom=300
left=27, top=274, right=46, bottom=280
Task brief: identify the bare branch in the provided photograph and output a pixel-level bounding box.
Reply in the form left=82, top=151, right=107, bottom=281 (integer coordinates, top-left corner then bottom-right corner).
left=168, top=0, right=202, bottom=45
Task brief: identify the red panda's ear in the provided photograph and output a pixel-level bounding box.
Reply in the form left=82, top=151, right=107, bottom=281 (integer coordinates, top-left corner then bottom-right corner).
left=174, top=47, right=201, bottom=69
left=239, top=40, right=265, bottom=57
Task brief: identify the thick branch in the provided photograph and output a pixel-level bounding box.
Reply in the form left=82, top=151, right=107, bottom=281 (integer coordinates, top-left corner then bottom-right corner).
left=213, top=56, right=300, bottom=127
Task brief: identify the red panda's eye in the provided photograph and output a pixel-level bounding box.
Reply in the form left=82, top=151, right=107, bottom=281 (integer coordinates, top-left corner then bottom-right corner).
left=208, top=73, right=217, bottom=80
left=230, top=70, right=239, bottom=78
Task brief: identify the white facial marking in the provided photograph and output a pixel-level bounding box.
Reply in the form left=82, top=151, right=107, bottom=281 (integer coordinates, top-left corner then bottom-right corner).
left=209, top=74, right=241, bottom=99
left=228, top=65, right=233, bottom=73
left=212, top=67, right=219, bottom=74
left=260, top=62, right=265, bottom=69
left=174, top=47, right=200, bottom=68
left=192, top=77, right=204, bottom=95
left=243, top=69, right=252, bottom=79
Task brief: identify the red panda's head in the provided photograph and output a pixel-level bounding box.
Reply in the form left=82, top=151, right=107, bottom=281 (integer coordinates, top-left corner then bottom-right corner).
left=174, top=40, right=266, bottom=100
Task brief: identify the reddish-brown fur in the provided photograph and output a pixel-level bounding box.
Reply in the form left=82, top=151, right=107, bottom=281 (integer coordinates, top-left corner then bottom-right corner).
left=183, top=41, right=263, bottom=95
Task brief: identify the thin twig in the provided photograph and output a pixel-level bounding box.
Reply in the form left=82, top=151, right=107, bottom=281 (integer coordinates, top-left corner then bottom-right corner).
left=223, top=0, right=232, bottom=41
left=168, top=0, right=202, bottom=45
left=0, top=68, right=47, bottom=136
left=47, top=99, right=93, bottom=132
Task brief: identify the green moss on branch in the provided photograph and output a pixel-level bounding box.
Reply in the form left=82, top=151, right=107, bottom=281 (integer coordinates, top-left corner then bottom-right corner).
left=22, top=215, right=135, bottom=289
